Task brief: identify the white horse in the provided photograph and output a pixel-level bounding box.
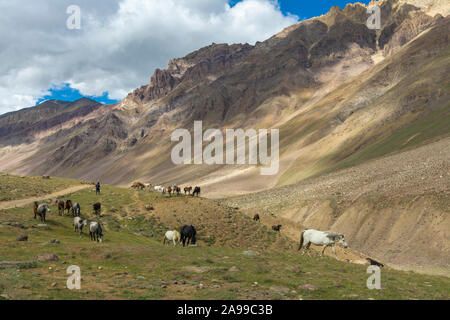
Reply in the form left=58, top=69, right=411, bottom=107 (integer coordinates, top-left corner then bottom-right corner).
left=144, top=183, right=152, bottom=190
left=298, top=229, right=348, bottom=258
left=154, top=185, right=164, bottom=192
left=89, top=221, right=103, bottom=243
left=73, top=217, right=88, bottom=236
left=163, top=230, right=181, bottom=246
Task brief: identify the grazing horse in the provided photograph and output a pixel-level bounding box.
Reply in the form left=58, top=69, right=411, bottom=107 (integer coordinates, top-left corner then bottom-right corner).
left=93, top=202, right=101, bottom=215
left=163, top=230, right=181, bottom=246
left=72, top=202, right=81, bottom=217
left=184, top=186, right=192, bottom=195
left=253, top=214, right=260, bottom=222
left=298, top=229, right=348, bottom=259
left=57, top=200, right=65, bottom=216
left=89, top=222, right=103, bottom=242
left=131, top=182, right=145, bottom=190
left=192, top=186, right=201, bottom=197
left=180, top=225, right=197, bottom=247
left=73, top=217, right=88, bottom=236
left=167, top=186, right=172, bottom=197
left=272, top=225, right=282, bottom=232
left=34, top=202, right=50, bottom=223
left=65, top=200, right=73, bottom=215
left=42, top=175, right=50, bottom=179
left=154, top=185, right=164, bottom=192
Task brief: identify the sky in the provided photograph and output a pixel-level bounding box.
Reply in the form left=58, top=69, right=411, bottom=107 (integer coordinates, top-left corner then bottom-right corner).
left=0, top=0, right=371, bottom=115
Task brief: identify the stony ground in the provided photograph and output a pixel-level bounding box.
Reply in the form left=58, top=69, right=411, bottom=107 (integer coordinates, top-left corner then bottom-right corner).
left=224, top=137, right=450, bottom=273
left=226, top=136, right=450, bottom=211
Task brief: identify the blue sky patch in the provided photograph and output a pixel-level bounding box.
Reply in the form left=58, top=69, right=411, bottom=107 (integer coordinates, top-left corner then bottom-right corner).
left=36, top=83, right=119, bottom=106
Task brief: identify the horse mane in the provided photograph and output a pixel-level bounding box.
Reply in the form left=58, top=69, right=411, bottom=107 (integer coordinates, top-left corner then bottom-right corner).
left=325, top=232, right=340, bottom=241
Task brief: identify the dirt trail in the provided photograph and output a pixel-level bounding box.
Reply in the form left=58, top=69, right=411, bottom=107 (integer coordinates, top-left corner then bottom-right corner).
left=0, top=185, right=91, bottom=210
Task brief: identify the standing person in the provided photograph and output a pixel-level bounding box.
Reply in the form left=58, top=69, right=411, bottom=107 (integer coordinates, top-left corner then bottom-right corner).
left=96, top=182, right=101, bottom=195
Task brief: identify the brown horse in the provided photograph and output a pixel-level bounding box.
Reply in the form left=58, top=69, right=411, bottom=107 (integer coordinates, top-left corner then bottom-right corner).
left=184, top=186, right=192, bottom=195
left=175, top=186, right=181, bottom=196
left=65, top=200, right=73, bottom=215
left=131, top=182, right=145, bottom=190
left=167, top=186, right=172, bottom=197
left=57, top=200, right=65, bottom=216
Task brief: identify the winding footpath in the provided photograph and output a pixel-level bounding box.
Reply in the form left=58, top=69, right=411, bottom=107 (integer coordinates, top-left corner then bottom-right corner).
left=0, top=185, right=91, bottom=210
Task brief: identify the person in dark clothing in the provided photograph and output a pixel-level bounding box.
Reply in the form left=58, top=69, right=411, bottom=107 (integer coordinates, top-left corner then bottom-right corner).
left=96, top=182, right=101, bottom=195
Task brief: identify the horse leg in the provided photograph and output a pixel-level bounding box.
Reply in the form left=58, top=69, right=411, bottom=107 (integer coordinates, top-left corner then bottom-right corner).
left=321, top=245, right=328, bottom=257
left=331, top=244, right=338, bottom=259
left=302, top=241, right=310, bottom=256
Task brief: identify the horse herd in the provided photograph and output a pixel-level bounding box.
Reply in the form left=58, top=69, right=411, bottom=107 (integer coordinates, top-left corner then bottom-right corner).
left=31, top=183, right=201, bottom=248
left=33, top=199, right=103, bottom=242
left=31, top=187, right=351, bottom=259
left=132, top=182, right=201, bottom=197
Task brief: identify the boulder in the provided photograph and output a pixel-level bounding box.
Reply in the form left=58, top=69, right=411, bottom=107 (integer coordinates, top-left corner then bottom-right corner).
left=35, top=254, right=59, bottom=262
left=298, top=284, right=318, bottom=291
left=228, top=266, right=239, bottom=272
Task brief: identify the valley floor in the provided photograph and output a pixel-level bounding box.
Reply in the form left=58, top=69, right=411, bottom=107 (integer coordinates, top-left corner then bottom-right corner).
left=0, top=175, right=449, bottom=300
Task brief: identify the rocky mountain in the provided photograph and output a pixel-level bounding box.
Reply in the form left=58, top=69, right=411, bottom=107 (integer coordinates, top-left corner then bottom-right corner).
left=0, top=0, right=449, bottom=194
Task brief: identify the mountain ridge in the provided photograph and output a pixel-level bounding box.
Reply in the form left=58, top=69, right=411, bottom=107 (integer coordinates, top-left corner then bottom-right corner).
left=0, top=0, right=448, bottom=193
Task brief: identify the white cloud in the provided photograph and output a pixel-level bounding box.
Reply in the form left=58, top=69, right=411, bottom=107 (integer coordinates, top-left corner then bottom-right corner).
left=0, top=0, right=298, bottom=114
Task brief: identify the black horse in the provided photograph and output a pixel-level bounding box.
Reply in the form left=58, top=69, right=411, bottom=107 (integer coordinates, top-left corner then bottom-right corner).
left=192, top=187, right=201, bottom=197
left=366, top=258, right=384, bottom=268
left=180, top=225, right=197, bottom=247
left=253, top=214, right=260, bottom=221
left=93, top=202, right=101, bottom=215
left=272, top=225, right=282, bottom=232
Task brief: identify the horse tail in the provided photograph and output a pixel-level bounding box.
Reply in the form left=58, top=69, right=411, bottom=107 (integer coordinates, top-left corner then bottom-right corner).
left=298, top=231, right=305, bottom=251
left=162, top=236, right=166, bottom=244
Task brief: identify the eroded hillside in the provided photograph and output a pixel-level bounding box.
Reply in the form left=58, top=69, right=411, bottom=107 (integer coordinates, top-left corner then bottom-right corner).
left=0, top=0, right=448, bottom=193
